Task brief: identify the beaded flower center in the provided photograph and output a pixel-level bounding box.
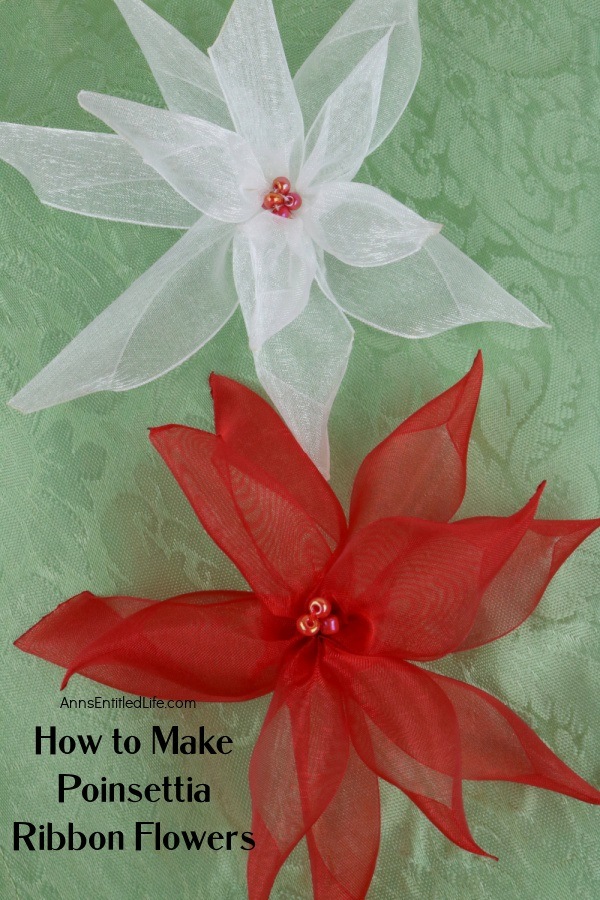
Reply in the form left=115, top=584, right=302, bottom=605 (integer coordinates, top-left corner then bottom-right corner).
left=296, top=597, right=339, bottom=638
left=262, top=176, right=303, bottom=219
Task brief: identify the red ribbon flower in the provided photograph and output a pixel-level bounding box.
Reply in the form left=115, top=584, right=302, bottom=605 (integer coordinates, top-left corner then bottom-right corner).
left=16, top=354, right=600, bottom=899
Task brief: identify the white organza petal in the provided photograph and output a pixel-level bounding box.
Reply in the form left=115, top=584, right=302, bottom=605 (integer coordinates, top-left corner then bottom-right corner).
left=304, top=181, right=440, bottom=267
left=79, top=91, right=266, bottom=223
left=233, top=213, right=316, bottom=351
left=9, top=218, right=237, bottom=413
left=254, top=284, right=354, bottom=478
left=0, top=123, right=199, bottom=228
left=208, top=0, right=303, bottom=180
left=294, top=0, right=420, bottom=155
left=323, top=233, right=548, bottom=337
left=113, top=0, right=232, bottom=127
left=298, top=33, right=390, bottom=190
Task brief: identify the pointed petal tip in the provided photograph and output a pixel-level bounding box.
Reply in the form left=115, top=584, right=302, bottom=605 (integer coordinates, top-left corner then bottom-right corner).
left=471, top=349, right=483, bottom=375
left=208, top=370, right=220, bottom=401
left=77, top=90, right=110, bottom=120
left=6, top=396, right=26, bottom=414
left=510, top=481, right=547, bottom=523
left=148, top=423, right=182, bottom=447
left=459, top=832, right=497, bottom=860
left=208, top=371, right=247, bottom=430
left=522, top=309, right=550, bottom=330
left=7, top=381, right=48, bottom=413
left=15, top=623, right=72, bottom=691
left=576, top=782, right=600, bottom=805
left=208, top=370, right=252, bottom=406
left=527, top=480, right=547, bottom=512
left=457, top=348, right=484, bottom=395
left=415, top=220, right=443, bottom=251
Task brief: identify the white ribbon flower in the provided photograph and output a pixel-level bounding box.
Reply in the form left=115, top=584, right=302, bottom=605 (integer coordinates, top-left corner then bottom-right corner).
left=0, top=0, right=545, bottom=475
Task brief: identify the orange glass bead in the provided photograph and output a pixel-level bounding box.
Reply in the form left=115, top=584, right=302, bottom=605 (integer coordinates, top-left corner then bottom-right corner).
left=296, top=613, right=321, bottom=637
left=262, top=191, right=285, bottom=210
left=272, top=176, right=291, bottom=195
left=320, top=615, right=340, bottom=636
left=308, top=597, right=331, bottom=619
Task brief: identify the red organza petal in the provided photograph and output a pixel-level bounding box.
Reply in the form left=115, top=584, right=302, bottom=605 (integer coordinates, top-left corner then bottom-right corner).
left=14, top=591, right=155, bottom=667
left=16, top=591, right=289, bottom=701
left=349, top=352, right=482, bottom=530
left=322, top=490, right=542, bottom=660
left=430, top=673, right=600, bottom=803
left=402, top=789, right=495, bottom=858
left=306, top=745, right=380, bottom=900
left=150, top=426, right=334, bottom=615
left=325, top=650, right=490, bottom=857
left=210, top=374, right=347, bottom=546
left=248, top=644, right=350, bottom=900
left=458, top=516, right=600, bottom=650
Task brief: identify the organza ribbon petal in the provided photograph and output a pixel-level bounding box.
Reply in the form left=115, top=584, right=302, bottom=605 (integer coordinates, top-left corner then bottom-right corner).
left=298, top=34, right=391, bottom=190
left=457, top=515, right=600, bottom=650
left=306, top=745, right=380, bottom=900
left=325, top=232, right=547, bottom=335
left=78, top=91, right=264, bottom=222
left=15, top=590, right=287, bottom=701
left=208, top=0, right=304, bottom=180
left=9, top=217, right=237, bottom=413
left=402, top=785, right=493, bottom=857
left=294, top=0, right=421, bottom=155
left=113, top=0, right=233, bottom=127
left=0, top=125, right=198, bottom=228
left=233, top=214, right=317, bottom=350
left=430, top=673, right=600, bottom=804
left=324, top=500, right=540, bottom=661
left=248, top=644, right=350, bottom=900
left=210, top=374, right=347, bottom=547
left=350, top=353, right=482, bottom=530
left=149, top=425, right=335, bottom=613
left=304, top=181, right=440, bottom=267
left=327, top=650, right=490, bottom=856
left=253, top=284, right=355, bottom=479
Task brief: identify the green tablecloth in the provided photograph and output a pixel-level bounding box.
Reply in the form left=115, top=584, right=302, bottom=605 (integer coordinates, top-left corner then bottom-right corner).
left=1, top=1, right=599, bottom=897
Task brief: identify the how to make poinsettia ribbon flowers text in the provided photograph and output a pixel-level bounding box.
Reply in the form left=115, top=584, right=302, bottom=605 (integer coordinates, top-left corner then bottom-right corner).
left=16, top=354, right=600, bottom=899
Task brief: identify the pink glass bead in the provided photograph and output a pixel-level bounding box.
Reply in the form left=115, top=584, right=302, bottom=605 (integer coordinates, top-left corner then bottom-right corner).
left=273, top=206, right=292, bottom=218
left=284, top=192, right=303, bottom=211
left=320, top=615, right=340, bottom=636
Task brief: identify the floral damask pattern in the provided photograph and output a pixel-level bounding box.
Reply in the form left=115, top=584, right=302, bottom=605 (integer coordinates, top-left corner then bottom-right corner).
left=1, top=1, right=599, bottom=898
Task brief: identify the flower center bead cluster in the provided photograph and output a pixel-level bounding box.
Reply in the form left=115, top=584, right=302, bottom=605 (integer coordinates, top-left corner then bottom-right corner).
left=296, top=597, right=339, bottom=638
left=262, top=176, right=303, bottom=219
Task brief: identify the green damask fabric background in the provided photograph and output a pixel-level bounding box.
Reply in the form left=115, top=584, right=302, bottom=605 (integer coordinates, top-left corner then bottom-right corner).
left=1, top=1, right=599, bottom=897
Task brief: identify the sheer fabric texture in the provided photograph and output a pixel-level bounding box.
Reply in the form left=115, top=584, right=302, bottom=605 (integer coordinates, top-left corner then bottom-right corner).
left=0, top=0, right=545, bottom=476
